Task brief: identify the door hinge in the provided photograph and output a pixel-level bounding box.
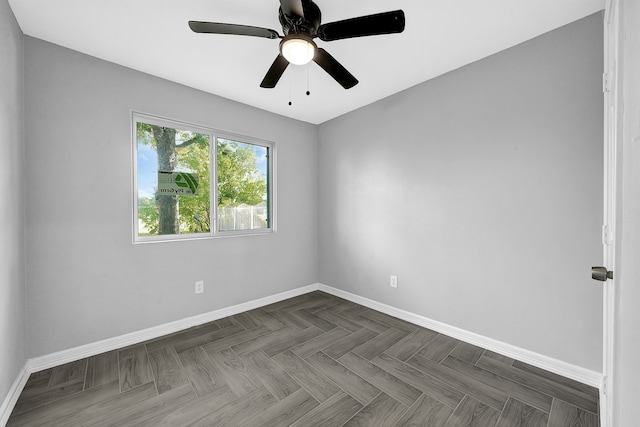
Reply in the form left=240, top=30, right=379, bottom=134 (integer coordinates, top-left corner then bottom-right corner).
left=602, top=224, right=612, bottom=245
left=602, top=376, right=608, bottom=395
left=603, top=73, right=610, bottom=93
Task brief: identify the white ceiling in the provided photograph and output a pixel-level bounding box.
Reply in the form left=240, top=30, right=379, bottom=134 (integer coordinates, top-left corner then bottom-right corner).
left=9, top=0, right=603, bottom=124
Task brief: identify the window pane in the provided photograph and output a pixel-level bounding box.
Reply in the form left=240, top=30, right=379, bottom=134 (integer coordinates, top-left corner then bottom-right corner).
left=217, top=138, right=269, bottom=231
left=137, top=121, right=211, bottom=237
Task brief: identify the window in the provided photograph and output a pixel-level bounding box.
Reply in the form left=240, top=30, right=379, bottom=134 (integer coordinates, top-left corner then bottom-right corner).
left=133, top=113, right=274, bottom=242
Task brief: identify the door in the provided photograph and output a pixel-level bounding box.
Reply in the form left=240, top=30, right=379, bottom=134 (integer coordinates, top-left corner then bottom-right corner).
left=598, top=1, right=620, bottom=425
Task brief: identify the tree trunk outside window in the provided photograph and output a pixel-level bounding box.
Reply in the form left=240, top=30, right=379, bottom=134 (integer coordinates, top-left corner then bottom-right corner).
left=151, top=125, right=179, bottom=235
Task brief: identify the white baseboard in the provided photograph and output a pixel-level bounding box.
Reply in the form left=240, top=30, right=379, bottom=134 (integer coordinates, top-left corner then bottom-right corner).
left=0, top=365, right=30, bottom=426
left=26, top=284, right=319, bottom=373
left=2, top=282, right=603, bottom=425
left=317, top=284, right=603, bottom=389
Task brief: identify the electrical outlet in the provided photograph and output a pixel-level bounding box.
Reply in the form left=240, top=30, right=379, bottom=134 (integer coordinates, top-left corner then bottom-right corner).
left=195, top=280, right=204, bottom=294
left=390, top=275, right=398, bottom=288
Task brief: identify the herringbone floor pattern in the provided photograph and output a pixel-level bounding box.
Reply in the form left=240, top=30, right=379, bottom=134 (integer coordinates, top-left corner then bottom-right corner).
left=8, top=291, right=599, bottom=426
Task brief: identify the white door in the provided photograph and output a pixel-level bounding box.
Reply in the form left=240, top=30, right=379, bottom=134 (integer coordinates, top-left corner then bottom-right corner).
left=598, top=1, right=620, bottom=425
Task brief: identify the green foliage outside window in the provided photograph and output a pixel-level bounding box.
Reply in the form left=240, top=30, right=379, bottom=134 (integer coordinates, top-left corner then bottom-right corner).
left=136, top=118, right=270, bottom=238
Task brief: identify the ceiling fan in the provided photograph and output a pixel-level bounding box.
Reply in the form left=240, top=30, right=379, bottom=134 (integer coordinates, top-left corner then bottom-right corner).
left=188, top=0, right=405, bottom=89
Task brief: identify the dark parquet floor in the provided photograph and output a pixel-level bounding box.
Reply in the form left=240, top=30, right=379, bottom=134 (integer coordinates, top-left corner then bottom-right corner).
left=7, top=291, right=600, bottom=426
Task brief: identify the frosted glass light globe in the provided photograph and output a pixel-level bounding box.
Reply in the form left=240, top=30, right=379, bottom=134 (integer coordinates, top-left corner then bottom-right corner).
left=281, top=37, right=316, bottom=65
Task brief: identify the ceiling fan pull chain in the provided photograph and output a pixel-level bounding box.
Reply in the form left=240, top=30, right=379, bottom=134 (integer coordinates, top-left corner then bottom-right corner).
left=306, top=66, right=311, bottom=96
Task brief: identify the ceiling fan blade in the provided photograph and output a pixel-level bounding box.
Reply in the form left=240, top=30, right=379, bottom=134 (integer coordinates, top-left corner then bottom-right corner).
left=280, top=0, right=304, bottom=19
left=313, top=48, right=358, bottom=89
left=188, top=21, right=280, bottom=39
left=260, top=55, right=290, bottom=88
left=317, top=10, right=405, bottom=42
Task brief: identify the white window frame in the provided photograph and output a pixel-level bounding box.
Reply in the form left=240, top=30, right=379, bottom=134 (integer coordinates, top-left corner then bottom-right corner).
left=132, top=112, right=276, bottom=243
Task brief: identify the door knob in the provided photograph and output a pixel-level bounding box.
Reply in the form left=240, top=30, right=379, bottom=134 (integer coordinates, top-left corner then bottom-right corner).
left=592, top=266, right=614, bottom=281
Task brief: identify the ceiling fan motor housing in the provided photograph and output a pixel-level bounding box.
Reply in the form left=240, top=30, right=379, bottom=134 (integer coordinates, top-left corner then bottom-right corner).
left=279, top=0, right=321, bottom=37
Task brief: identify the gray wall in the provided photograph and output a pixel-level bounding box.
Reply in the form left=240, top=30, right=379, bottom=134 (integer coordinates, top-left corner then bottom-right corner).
left=0, top=0, right=26, bottom=406
left=24, top=37, right=319, bottom=357
left=318, top=13, right=604, bottom=371
left=615, top=0, right=640, bottom=423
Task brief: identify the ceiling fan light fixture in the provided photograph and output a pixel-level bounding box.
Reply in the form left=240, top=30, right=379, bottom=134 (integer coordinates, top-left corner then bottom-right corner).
left=281, top=34, right=316, bottom=65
